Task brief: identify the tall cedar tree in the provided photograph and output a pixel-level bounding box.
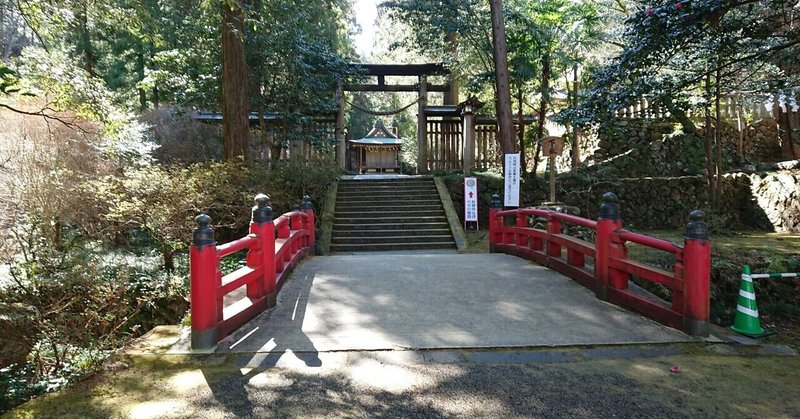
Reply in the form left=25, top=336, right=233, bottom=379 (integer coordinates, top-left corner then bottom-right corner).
left=489, top=0, right=515, bottom=155
left=221, top=1, right=250, bottom=162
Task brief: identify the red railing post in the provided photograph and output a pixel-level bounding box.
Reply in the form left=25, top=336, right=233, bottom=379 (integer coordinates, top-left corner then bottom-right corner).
left=546, top=214, right=561, bottom=257
left=683, top=210, right=710, bottom=336
left=489, top=193, right=502, bottom=252
left=278, top=215, right=291, bottom=239
left=303, top=195, right=315, bottom=251
left=516, top=211, right=528, bottom=248
left=290, top=204, right=302, bottom=253
left=595, top=192, right=621, bottom=300
left=250, top=194, right=277, bottom=308
left=190, top=214, right=219, bottom=350
left=609, top=234, right=629, bottom=290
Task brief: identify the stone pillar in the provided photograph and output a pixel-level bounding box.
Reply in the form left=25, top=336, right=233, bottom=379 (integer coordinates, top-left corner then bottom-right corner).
left=417, top=75, right=428, bottom=174
left=335, top=85, right=346, bottom=171
left=462, top=103, right=475, bottom=174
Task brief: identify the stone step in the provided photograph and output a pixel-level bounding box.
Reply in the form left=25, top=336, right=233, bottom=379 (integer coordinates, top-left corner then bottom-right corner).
left=331, top=177, right=453, bottom=253
left=339, top=178, right=432, bottom=184
left=335, top=209, right=445, bottom=218
left=335, top=193, right=441, bottom=201
left=334, top=202, right=443, bottom=211
left=330, top=242, right=456, bottom=252
left=337, top=189, right=438, bottom=197
left=332, top=235, right=454, bottom=245
left=334, top=215, right=447, bottom=225
left=338, top=183, right=435, bottom=191
left=332, top=228, right=453, bottom=237
left=332, top=222, right=451, bottom=231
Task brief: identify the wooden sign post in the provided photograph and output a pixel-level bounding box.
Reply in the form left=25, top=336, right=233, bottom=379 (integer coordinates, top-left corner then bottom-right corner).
left=541, top=136, right=564, bottom=202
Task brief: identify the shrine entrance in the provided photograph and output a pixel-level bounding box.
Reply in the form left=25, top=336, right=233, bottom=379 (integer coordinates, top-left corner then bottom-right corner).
left=336, top=63, right=456, bottom=174
left=350, top=119, right=403, bottom=173
left=337, top=63, right=518, bottom=175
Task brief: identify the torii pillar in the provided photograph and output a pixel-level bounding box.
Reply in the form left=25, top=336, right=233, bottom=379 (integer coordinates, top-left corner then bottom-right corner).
left=335, top=85, right=346, bottom=171
left=417, top=75, right=428, bottom=174
left=460, top=97, right=484, bottom=175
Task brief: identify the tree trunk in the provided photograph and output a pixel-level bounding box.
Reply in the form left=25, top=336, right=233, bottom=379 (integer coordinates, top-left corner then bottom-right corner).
left=162, top=245, right=175, bottom=272
left=783, top=105, right=798, bottom=160
left=151, top=46, right=160, bottom=109
left=570, top=65, right=580, bottom=169
left=531, top=52, right=551, bottom=176
left=221, top=1, right=250, bottom=163
left=489, top=0, right=515, bottom=155
left=79, top=1, right=95, bottom=77
left=517, top=84, right=526, bottom=173
left=713, top=68, right=723, bottom=207
left=704, top=73, right=715, bottom=207
left=137, top=48, right=147, bottom=111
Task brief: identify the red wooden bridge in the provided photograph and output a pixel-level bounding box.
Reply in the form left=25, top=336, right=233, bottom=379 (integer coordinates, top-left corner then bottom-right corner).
left=188, top=191, right=710, bottom=350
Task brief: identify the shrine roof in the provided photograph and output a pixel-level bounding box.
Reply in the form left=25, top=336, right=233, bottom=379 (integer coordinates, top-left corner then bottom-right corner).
left=351, top=119, right=403, bottom=146
left=349, top=138, right=403, bottom=145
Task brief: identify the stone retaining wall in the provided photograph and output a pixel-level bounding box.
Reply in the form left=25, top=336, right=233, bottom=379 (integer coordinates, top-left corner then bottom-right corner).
left=558, top=119, right=784, bottom=178
left=444, top=168, right=800, bottom=233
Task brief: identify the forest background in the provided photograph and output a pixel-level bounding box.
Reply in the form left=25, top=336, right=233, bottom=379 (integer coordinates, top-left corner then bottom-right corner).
left=1, top=0, right=799, bottom=412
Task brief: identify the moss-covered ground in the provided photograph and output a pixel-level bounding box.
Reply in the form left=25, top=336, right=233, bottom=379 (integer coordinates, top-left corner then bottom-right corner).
left=4, top=347, right=799, bottom=418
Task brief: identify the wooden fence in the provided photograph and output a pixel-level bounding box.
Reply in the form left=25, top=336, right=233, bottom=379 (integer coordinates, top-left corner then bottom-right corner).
left=615, top=95, right=776, bottom=120
left=424, top=119, right=509, bottom=172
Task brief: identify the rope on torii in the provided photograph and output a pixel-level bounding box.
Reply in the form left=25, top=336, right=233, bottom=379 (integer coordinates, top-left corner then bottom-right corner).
left=344, top=97, right=421, bottom=116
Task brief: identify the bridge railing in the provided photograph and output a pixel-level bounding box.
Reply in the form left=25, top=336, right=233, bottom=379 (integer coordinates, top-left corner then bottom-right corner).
left=489, top=192, right=710, bottom=336
left=190, top=194, right=315, bottom=350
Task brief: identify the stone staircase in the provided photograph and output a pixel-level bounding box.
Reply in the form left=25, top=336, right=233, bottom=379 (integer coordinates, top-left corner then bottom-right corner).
left=331, top=177, right=456, bottom=252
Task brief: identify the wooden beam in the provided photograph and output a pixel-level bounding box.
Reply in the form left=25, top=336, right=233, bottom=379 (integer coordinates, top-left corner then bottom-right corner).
left=350, top=63, right=449, bottom=76
left=343, top=83, right=450, bottom=92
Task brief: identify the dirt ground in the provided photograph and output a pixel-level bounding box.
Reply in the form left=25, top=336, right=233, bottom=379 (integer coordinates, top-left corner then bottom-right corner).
left=4, top=344, right=799, bottom=419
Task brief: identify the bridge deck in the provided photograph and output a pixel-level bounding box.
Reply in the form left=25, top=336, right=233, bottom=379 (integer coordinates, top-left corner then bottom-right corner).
left=217, top=252, right=691, bottom=354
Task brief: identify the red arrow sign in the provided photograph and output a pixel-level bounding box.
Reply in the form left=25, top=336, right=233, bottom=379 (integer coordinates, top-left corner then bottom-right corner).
left=469, top=191, right=474, bottom=198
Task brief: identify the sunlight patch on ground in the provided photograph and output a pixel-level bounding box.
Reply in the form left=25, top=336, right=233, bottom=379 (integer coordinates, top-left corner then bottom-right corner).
left=247, top=372, right=294, bottom=388
left=168, top=370, right=207, bottom=393
left=629, top=362, right=667, bottom=378
left=129, top=400, right=188, bottom=419
left=494, top=301, right=527, bottom=321
left=348, top=362, right=424, bottom=393
left=420, top=392, right=510, bottom=418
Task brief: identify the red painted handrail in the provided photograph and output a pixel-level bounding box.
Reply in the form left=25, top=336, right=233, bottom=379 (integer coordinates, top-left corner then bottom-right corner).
left=488, top=193, right=710, bottom=337
left=189, top=194, right=316, bottom=349
left=216, top=235, right=259, bottom=258
left=617, top=230, right=682, bottom=255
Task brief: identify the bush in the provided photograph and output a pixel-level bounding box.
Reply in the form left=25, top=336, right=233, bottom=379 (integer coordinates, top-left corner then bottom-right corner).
left=1, top=104, right=338, bottom=414
left=139, top=107, right=223, bottom=163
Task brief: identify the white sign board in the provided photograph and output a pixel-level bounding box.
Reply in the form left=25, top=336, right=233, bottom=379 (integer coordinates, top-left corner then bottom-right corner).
left=464, top=177, right=478, bottom=222
left=504, top=153, right=520, bottom=207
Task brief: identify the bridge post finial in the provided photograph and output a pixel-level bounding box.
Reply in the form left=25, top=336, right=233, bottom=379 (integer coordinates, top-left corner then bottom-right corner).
left=490, top=193, right=501, bottom=209
left=598, top=192, right=619, bottom=221
left=192, top=214, right=215, bottom=249
left=252, top=194, right=273, bottom=224
left=685, top=210, right=708, bottom=241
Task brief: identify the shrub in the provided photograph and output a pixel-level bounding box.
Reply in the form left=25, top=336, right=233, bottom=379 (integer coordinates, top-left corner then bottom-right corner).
left=138, top=107, right=222, bottom=163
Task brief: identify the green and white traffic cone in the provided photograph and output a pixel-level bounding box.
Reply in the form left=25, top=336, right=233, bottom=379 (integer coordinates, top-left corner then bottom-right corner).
left=730, top=264, right=766, bottom=337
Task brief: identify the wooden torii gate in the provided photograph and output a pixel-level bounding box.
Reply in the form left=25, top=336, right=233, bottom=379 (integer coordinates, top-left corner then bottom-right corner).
left=337, top=63, right=458, bottom=173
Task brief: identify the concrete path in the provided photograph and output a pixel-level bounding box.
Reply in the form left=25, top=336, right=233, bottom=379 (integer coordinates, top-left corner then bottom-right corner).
left=216, top=252, right=691, bottom=357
